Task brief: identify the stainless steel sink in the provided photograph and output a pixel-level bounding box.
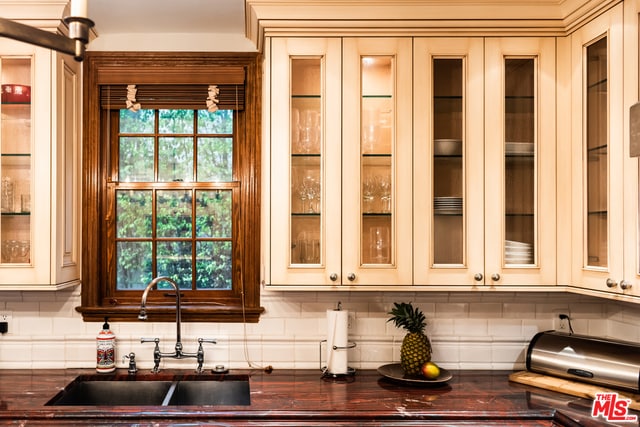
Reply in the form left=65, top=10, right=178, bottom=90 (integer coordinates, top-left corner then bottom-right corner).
left=46, top=373, right=250, bottom=406
left=168, top=379, right=250, bottom=405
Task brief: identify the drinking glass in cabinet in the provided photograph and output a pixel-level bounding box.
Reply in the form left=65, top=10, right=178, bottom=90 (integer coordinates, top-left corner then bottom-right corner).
left=369, top=226, right=390, bottom=263
left=1, top=239, right=30, bottom=263
left=292, top=172, right=321, bottom=214
left=294, top=231, right=320, bottom=264
left=1, top=176, right=13, bottom=212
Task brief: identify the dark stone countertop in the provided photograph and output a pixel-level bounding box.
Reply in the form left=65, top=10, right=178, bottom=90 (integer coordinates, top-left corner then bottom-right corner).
left=0, top=368, right=634, bottom=426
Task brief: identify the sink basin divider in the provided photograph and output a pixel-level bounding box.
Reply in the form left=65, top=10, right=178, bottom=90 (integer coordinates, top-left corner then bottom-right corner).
left=161, top=381, right=180, bottom=406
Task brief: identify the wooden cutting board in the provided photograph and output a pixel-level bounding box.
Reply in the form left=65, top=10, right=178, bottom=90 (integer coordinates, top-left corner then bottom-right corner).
left=509, top=371, right=640, bottom=411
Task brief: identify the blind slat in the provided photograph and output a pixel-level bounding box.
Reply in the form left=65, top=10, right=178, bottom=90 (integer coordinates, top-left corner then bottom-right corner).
left=100, top=84, right=245, bottom=110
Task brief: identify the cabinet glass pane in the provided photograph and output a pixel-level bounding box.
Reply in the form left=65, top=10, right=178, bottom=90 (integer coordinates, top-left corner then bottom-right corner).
left=433, top=58, right=463, bottom=265
left=290, top=58, right=322, bottom=265
left=585, top=37, right=607, bottom=268
left=361, top=56, right=393, bottom=265
left=1, top=57, right=32, bottom=265
left=504, top=58, right=535, bottom=266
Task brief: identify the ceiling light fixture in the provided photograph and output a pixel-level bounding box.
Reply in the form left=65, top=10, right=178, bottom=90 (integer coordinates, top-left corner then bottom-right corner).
left=0, top=0, right=94, bottom=62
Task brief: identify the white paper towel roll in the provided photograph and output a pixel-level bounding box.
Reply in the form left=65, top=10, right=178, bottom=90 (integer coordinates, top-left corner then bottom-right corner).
left=326, top=309, right=349, bottom=374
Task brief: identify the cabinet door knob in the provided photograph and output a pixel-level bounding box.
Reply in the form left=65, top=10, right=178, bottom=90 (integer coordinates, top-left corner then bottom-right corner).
left=620, top=280, right=632, bottom=290
left=491, top=273, right=500, bottom=282
left=606, top=278, right=617, bottom=288
left=474, top=273, right=483, bottom=282
left=329, top=273, right=338, bottom=282
left=347, top=273, right=356, bottom=282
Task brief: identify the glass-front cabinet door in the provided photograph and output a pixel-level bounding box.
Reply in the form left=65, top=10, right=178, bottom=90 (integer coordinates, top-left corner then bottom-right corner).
left=570, top=5, right=626, bottom=294
left=0, top=41, right=81, bottom=288
left=1, top=56, right=31, bottom=268
left=484, top=38, right=556, bottom=286
left=269, top=38, right=342, bottom=285
left=414, top=38, right=484, bottom=286
left=342, top=38, right=412, bottom=286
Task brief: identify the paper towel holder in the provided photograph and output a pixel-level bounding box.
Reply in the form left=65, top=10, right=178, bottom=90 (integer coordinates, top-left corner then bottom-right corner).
left=319, top=339, right=357, bottom=378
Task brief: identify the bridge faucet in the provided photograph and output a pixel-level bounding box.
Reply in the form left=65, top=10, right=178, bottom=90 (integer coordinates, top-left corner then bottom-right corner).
left=138, top=276, right=216, bottom=372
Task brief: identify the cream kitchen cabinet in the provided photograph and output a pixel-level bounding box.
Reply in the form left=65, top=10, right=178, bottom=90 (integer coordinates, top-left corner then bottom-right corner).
left=567, top=4, right=636, bottom=297
left=266, top=37, right=412, bottom=287
left=414, top=37, right=557, bottom=288
left=0, top=41, right=81, bottom=289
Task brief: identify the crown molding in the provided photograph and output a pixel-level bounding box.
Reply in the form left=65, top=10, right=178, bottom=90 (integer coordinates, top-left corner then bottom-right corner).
left=245, top=0, right=622, bottom=50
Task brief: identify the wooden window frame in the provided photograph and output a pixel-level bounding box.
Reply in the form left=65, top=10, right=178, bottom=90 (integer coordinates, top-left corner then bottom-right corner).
left=76, top=52, right=263, bottom=322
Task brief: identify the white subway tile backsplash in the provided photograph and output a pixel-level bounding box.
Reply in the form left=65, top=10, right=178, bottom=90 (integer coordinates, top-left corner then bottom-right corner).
left=503, top=303, right=536, bottom=319
left=286, top=317, right=320, bottom=336
left=469, top=303, right=503, bottom=318
left=0, top=290, right=633, bottom=370
left=435, top=302, right=468, bottom=317
left=453, top=318, right=488, bottom=336
left=487, top=319, right=523, bottom=337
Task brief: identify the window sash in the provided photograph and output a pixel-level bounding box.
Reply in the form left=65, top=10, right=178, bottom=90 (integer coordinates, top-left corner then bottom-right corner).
left=105, top=109, right=241, bottom=304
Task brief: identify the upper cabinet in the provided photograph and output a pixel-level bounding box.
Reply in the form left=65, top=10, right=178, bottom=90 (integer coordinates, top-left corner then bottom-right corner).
left=267, top=37, right=412, bottom=287
left=413, top=37, right=556, bottom=288
left=258, top=0, right=640, bottom=300
left=0, top=41, right=81, bottom=290
left=266, top=35, right=556, bottom=289
left=568, top=4, right=632, bottom=296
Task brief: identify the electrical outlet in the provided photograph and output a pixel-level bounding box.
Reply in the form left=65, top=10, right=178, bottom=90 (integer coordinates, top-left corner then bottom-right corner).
left=0, top=310, right=11, bottom=334
left=558, top=315, right=567, bottom=330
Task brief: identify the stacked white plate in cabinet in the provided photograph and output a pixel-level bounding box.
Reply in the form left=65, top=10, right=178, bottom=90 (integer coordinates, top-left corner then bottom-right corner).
left=505, top=240, right=533, bottom=264
left=433, top=197, right=462, bottom=215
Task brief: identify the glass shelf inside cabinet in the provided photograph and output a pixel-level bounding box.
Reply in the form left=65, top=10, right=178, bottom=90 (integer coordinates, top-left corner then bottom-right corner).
left=1, top=57, right=32, bottom=265
left=503, top=58, right=535, bottom=266
left=585, top=37, right=608, bottom=268
left=361, top=56, right=393, bottom=265
left=290, top=57, right=323, bottom=266
left=432, top=58, right=464, bottom=265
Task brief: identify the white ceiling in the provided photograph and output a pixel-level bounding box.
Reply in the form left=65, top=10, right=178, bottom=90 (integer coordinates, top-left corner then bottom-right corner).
left=88, top=0, right=245, bottom=35
left=84, top=0, right=253, bottom=51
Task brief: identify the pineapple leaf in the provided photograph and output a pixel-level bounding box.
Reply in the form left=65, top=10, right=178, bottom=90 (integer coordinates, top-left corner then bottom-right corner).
left=387, top=302, right=426, bottom=334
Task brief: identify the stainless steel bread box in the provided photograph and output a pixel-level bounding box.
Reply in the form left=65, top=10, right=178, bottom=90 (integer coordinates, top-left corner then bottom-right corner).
left=526, top=331, right=640, bottom=393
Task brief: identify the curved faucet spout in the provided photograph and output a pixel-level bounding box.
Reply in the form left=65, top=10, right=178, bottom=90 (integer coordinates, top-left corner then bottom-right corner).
left=138, top=276, right=182, bottom=349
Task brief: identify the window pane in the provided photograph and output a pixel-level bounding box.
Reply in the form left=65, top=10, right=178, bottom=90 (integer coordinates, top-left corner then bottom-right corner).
left=119, top=137, right=155, bottom=182
left=156, top=190, right=192, bottom=238
left=197, top=137, right=233, bottom=181
left=158, top=137, right=194, bottom=182
left=116, top=241, right=152, bottom=290
left=157, top=241, right=192, bottom=290
left=117, top=190, right=152, bottom=237
left=120, top=109, right=155, bottom=133
left=159, top=109, right=194, bottom=134
left=197, top=109, right=233, bottom=134
left=195, top=190, right=232, bottom=237
left=196, top=241, right=232, bottom=290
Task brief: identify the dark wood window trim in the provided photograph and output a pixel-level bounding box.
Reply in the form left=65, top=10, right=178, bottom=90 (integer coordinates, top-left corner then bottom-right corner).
left=77, top=52, right=263, bottom=323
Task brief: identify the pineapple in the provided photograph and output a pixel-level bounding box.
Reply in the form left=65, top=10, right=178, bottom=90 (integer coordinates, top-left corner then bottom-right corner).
left=387, top=302, right=432, bottom=376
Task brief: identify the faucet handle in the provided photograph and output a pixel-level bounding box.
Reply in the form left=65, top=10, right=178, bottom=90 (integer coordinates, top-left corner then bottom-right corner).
left=195, top=338, right=217, bottom=374
left=141, top=338, right=162, bottom=373
left=122, top=352, right=138, bottom=374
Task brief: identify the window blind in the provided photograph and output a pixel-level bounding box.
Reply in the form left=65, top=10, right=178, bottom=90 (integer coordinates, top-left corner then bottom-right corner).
left=98, top=65, right=245, bottom=110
